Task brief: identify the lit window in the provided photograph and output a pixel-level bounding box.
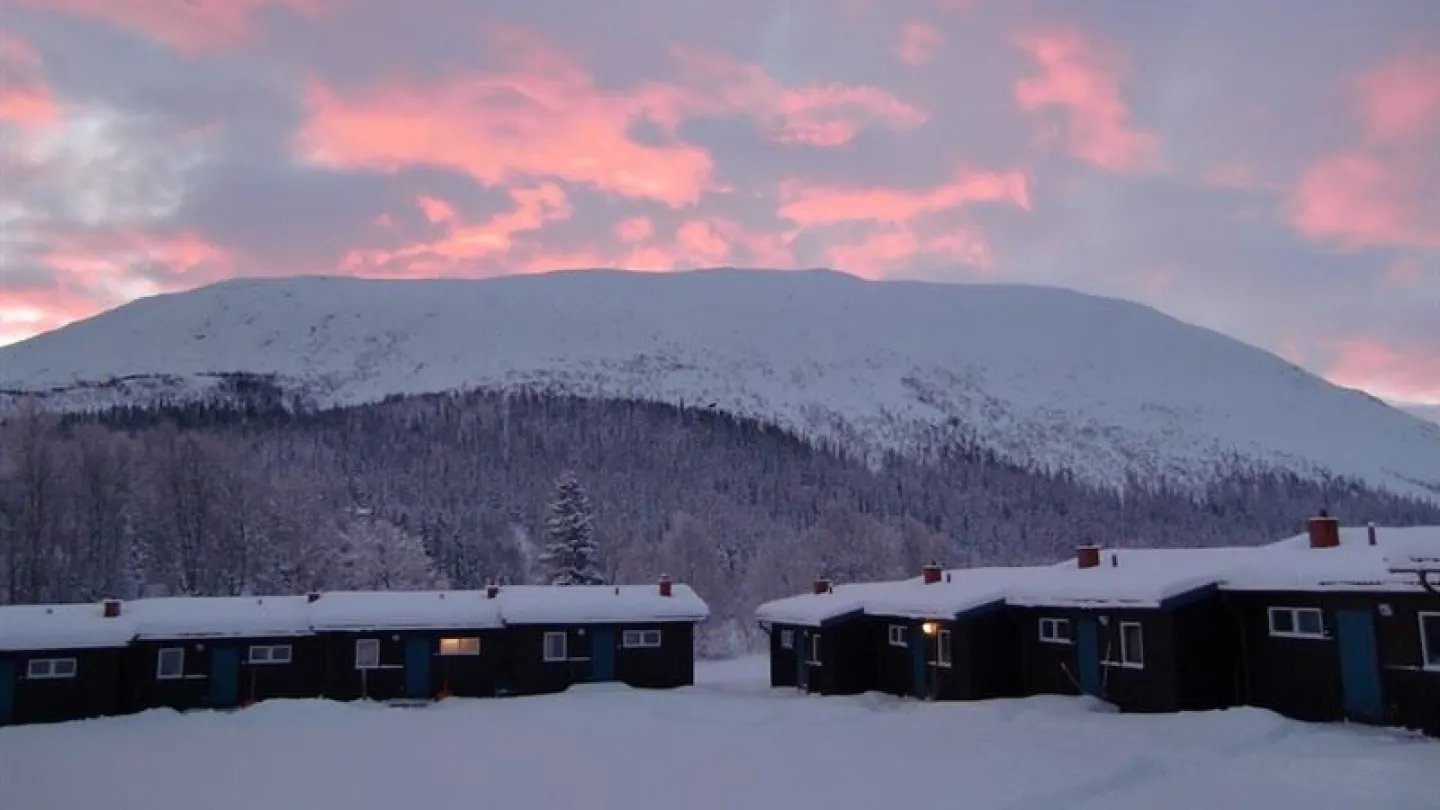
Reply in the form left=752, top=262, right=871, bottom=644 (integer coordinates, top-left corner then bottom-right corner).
left=622, top=629, right=662, bottom=648
left=543, top=632, right=568, bottom=662
left=248, top=645, right=293, bottom=665
left=1420, top=613, right=1440, bottom=670
left=439, top=637, right=481, bottom=656
left=887, top=624, right=908, bottom=647
left=354, top=639, right=381, bottom=670
left=807, top=633, right=822, bottom=665
left=779, top=629, right=794, bottom=649
left=156, top=648, right=185, bottom=679
left=1267, top=607, right=1327, bottom=640
left=935, top=630, right=952, bottom=668
left=1119, top=622, right=1144, bottom=668
left=1039, top=617, right=1071, bottom=644
left=26, top=658, right=78, bottom=679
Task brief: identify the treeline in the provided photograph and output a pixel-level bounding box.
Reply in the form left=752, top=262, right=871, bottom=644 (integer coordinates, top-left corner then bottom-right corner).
left=2, top=389, right=1438, bottom=656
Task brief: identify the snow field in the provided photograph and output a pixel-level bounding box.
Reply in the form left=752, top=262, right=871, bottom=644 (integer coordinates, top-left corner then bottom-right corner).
left=2, top=657, right=1436, bottom=810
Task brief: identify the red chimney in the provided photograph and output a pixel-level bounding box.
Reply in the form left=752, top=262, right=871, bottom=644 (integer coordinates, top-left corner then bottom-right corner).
left=485, top=582, right=500, bottom=599
left=1308, top=514, right=1340, bottom=549
left=813, top=577, right=832, bottom=595
left=102, top=599, right=121, bottom=618
left=306, top=592, right=321, bottom=603
left=922, top=563, right=943, bottom=585
left=1076, top=546, right=1101, bottom=569
left=659, top=574, right=673, bottom=598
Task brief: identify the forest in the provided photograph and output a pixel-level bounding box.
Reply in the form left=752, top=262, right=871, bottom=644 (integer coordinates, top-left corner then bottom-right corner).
left=3, top=387, right=1438, bottom=656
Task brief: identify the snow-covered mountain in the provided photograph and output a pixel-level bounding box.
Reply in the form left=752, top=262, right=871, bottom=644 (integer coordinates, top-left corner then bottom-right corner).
left=1402, top=403, right=1440, bottom=427
left=2, top=268, right=1438, bottom=499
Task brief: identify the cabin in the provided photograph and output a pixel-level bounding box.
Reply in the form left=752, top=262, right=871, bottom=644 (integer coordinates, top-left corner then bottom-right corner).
left=0, top=600, right=134, bottom=727
left=122, top=595, right=320, bottom=712
left=1222, top=518, right=1440, bottom=736
left=1007, top=545, right=1240, bottom=714
left=755, top=577, right=880, bottom=695
left=307, top=589, right=506, bottom=702
left=495, top=576, right=709, bottom=695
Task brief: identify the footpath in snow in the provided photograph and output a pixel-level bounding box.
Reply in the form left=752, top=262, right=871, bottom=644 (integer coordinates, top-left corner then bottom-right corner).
left=2, top=656, right=1436, bottom=810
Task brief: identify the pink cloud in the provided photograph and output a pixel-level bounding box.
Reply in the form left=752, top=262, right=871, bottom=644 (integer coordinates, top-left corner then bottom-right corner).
left=1, top=0, right=338, bottom=53
left=777, top=166, right=1030, bottom=227
left=1353, top=53, right=1440, bottom=144
left=615, top=217, right=655, bottom=243
left=0, top=34, right=59, bottom=126
left=1013, top=30, right=1158, bottom=172
left=1325, top=338, right=1440, bottom=403
left=415, top=196, right=458, bottom=226
left=898, top=22, right=944, bottom=67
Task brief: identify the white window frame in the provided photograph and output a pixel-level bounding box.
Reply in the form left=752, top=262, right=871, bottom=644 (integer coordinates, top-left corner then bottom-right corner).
left=438, top=637, right=481, bottom=657
left=26, top=657, right=78, bottom=680
left=543, top=631, right=568, bottom=662
left=779, top=628, right=794, bottom=650
left=1267, top=607, right=1327, bottom=640
left=247, top=644, right=293, bottom=665
left=1038, top=617, right=1072, bottom=644
left=1118, top=622, right=1145, bottom=669
left=354, top=638, right=381, bottom=670
left=622, top=629, right=662, bottom=649
left=887, top=624, right=909, bottom=647
left=156, top=647, right=185, bottom=680
left=1420, top=612, right=1440, bottom=671
left=935, top=630, right=952, bottom=668
left=807, top=633, right=822, bottom=665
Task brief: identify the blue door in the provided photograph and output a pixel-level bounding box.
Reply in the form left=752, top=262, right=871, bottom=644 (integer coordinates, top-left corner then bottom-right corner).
left=911, top=626, right=928, bottom=699
left=210, top=647, right=240, bottom=708
left=590, top=628, right=615, bottom=682
left=1075, top=618, right=1102, bottom=697
left=1335, top=610, right=1385, bottom=722
left=405, top=638, right=432, bottom=699
left=0, top=658, right=14, bottom=726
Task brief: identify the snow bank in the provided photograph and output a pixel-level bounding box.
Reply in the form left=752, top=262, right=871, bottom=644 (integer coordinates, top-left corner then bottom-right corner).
left=497, top=584, right=709, bottom=624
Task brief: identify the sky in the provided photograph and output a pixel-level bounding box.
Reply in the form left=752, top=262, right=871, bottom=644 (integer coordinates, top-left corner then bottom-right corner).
left=0, top=0, right=1437, bottom=409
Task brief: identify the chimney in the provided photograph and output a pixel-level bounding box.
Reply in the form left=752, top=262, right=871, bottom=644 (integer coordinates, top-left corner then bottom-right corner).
left=485, top=582, right=500, bottom=599
left=102, top=599, right=121, bottom=618
left=306, top=592, right=321, bottom=603
left=813, top=576, right=832, bottom=595
left=1076, top=546, right=1101, bottom=569
left=658, top=574, right=673, bottom=598
left=1367, top=522, right=1377, bottom=547
left=922, top=562, right=943, bottom=585
left=1308, top=513, right=1340, bottom=549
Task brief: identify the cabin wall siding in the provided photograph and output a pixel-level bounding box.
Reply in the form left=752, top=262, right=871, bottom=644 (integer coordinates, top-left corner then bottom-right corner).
left=124, top=639, right=214, bottom=712
left=1016, top=609, right=1082, bottom=698
left=320, top=631, right=410, bottom=701
left=768, top=625, right=798, bottom=688
left=614, top=622, right=694, bottom=689
left=967, top=608, right=1024, bottom=700
left=874, top=618, right=917, bottom=697
left=1172, top=597, right=1238, bottom=712
left=1362, top=592, right=1438, bottom=734
left=1230, top=592, right=1345, bottom=723
left=6, top=647, right=126, bottom=725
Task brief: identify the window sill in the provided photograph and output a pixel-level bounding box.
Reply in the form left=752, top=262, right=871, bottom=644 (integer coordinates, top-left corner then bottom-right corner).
left=1267, top=632, right=1329, bottom=641
left=1039, top=638, right=1074, bottom=646
left=1102, top=661, right=1144, bottom=670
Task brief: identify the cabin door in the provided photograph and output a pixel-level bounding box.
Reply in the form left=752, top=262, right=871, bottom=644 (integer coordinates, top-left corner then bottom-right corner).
left=1335, top=610, right=1384, bottom=723
left=0, top=658, right=14, bottom=726
left=210, top=647, right=240, bottom=708
left=1075, top=618, right=1103, bottom=697
left=590, top=628, right=615, bottom=682
left=911, top=626, right=929, bottom=699
left=404, top=638, right=432, bottom=699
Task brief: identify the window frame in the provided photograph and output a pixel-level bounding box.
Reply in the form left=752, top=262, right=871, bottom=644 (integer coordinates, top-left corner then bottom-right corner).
left=1038, top=617, right=1072, bottom=645
left=354, top=638, right=381, bottom=670
left=1267, top=607, right=1327, bottom=640
left=156, top=647, right=185, bottom=680
left=807, top=633, right=823, bottom=665
left=779, top=628, right=794, bottom=650
left=1420, top=612, right=1440, bottom=670
left=621, top=629, right=663, bottom=649
left=1118, top=621, right=1145, bottom=669
left=542, top=631, right=569, bottom=662
left=438, top=637, right=482, bottom=657
left=887, top=623, right=909, bottom=647
left=247, top=644, right=293, bottom=665
left=935, top=629, right=952, bottom=668
left=26, top=657, right=78, bottom=680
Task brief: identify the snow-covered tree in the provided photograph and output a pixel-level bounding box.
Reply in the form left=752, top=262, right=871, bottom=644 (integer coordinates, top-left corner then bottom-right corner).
left=334, top=513, right=448, bottom=591
left=539, top=471, right=604, bottom=586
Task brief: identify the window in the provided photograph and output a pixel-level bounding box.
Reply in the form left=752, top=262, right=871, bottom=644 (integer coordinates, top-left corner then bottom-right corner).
left=439, top=637, right=481, bottom=656
left=156, top=648, right=185, bottom=680
left=354, top=639, right=381, bottom=670
left=887, top=624, right=909, bottom=647
left=26, top=658, right=78, bottom=680
left=1039, top=617, right=1072, bottom=644
left=247, top=645, right=293, bottom=665
left=1119, top=622, right=1144, bottom=668
left=807, top=633, right=822, bottom=665
left=779, top=628, right=794, bottom=649
left=543, top=631, right=568, bottom=662
left=622, top=629, right=662, bottom=649
left=1421, top=613, right=1440, bottom=670
left=1268, top=607, right=1327, bottom=639
left=935, top=630, right=952, bottom=668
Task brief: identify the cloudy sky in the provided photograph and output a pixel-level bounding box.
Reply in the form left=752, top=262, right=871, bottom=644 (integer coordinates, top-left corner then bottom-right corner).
left=1, top=0, right=1437, bottom=408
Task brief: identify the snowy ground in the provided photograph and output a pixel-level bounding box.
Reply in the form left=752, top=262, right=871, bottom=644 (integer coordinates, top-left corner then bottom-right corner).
left=3, top=657, right=1437, bottom=810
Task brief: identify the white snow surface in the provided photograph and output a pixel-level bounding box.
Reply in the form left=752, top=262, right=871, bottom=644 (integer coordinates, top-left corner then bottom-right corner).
left=0, top=604, right=134, bottom=651
left=127, top=595, right=314, bottom=639
left=497, top=584, right=709, bottom=624
left=3, top=656, right=1436, bottom=810
left=3, top=268, right=1438, bottom=498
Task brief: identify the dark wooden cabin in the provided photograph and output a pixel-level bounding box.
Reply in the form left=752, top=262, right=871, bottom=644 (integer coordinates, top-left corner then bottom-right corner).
left=1007, top=545, right=1238, bottom=714
left=308, top=589, right=507, bottom=702
left=756, top=577, right=877, bottom=696
left=122, top=595, right=323, bottom=713
left=495, top=577, right=709, bottom=695
left=0, top=600, right=133, bottom=727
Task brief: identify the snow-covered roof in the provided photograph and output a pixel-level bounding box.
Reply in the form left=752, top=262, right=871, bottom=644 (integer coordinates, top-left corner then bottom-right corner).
left=1378, top=526, right=1440, bottom=570
left=128, top=595, right=314, bottom=639
left=1007, top=548, right=1245, bottom=609
left=1222, top=526, right=1436, bottom=593
left=309, top=591, right=504, bottom=631
left=497, top=584, right=709, bottom=625
left=864, top=567, right=1057, bottom=619
left=755, top=582, right=891, bottom=628
left=0, top=603, right=137, bottom=651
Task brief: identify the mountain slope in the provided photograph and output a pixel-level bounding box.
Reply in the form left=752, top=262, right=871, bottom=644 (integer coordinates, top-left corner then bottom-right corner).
left=2, top=267, right=1438, bottom=498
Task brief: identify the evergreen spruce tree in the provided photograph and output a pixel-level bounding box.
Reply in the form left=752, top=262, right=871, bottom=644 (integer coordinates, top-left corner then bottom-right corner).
left=540, top=470, right=604, bottom=586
